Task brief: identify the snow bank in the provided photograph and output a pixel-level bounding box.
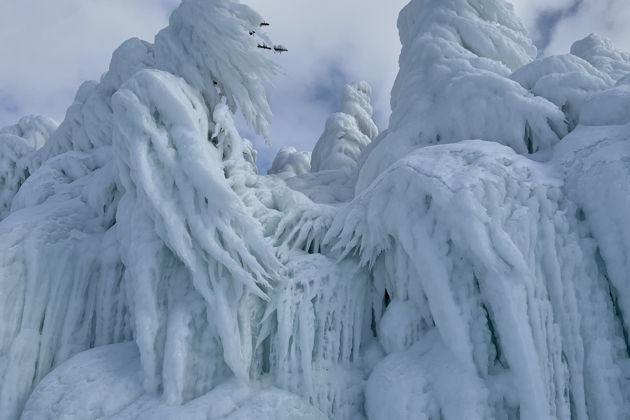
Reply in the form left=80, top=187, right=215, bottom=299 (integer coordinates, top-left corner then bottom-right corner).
left=22, top=342, right=326, bottom=420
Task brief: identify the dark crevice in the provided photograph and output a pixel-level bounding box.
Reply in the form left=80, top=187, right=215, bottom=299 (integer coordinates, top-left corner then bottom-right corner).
left=383, top=289, right=391, bottom=309
left=595, top=247, right=630, bottom=357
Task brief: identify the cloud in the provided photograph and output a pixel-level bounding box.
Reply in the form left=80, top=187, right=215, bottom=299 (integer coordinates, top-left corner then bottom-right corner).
left=545, top=0, right=630, bottom=55
left=243, top=0, right=407, bottom=170
left=509, top=0, right=575, bottom=43
left=0, top=0, right=178, bottom=126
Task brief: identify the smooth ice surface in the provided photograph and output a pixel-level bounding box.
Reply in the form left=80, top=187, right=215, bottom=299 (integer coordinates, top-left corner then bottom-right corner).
left=3, top=0, right=630, bottom=419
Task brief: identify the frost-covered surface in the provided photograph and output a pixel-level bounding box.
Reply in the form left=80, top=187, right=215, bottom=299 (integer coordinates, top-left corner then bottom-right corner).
left=21, top=342, right=326, bottom=420
left=310, top=81, right=377, bottom=175
left=3, top=0, right=630, bottom=419
left=268, top=147, right=311, bottom=177
left=571, top=34, right=630, bottom=82
left=0, top=116, right=58, bottom=150
left=511, top=54, right=612, bottom=129
left=356, top=0, right=568, bottom=191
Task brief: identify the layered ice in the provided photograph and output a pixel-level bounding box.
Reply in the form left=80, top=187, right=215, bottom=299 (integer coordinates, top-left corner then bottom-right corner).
left=571, top=34, right=630, bottom=82
left=268, top=147, right=311, bottom=177
left=2, top=0, right=630, bottom=419
left=0, top=116, right=57, bottom=150
left=310, top=81, right=377, bottom=175
left=356, top=0, right=568, bottom=191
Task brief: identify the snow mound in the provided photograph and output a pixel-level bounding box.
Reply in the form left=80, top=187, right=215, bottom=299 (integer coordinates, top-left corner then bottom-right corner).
left=21, top=342, right=326, bottom=420
left=511, top=54, right=612, bottom=128
left=579, top=78, right=630, bottom=126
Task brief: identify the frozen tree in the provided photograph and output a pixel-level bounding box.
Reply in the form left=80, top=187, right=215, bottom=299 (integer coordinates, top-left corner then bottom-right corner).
left=311, top=81, right=378, bottom=174
left=356, top=0, right=568, bottom=191
left=0, top=0, right=282, bottom=417
left=268, top=147, right=311, bottom=177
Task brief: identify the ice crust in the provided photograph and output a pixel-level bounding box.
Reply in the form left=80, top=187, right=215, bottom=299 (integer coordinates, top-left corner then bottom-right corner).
left=2, top=0, right=630, bottom=419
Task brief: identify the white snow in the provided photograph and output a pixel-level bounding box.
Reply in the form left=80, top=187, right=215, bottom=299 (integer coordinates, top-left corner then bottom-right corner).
left=356, top=0, right=568, bottom=192
left=2, top=0, right=630, bottom=419
left=268, top=147, right=311, bottom=177
left=0, top=116, right=57, bottom=150
left=310, top=81, right=377, bottom=175
left=571, top=33, right=630, bottom=82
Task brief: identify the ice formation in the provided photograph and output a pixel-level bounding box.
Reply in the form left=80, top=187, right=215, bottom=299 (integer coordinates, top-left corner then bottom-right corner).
left=268, top=147, right=311, bottom=177
left=2, top=0, right=630, bottom=419
left=310, top=81, right=378, bottom=174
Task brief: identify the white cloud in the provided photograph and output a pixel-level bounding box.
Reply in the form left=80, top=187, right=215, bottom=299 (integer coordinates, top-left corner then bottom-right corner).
left=243, top=0, right=407, bottom=169
left=545, top=0, right=630, bottom=55
left=0, top=0, right=177, bottom=125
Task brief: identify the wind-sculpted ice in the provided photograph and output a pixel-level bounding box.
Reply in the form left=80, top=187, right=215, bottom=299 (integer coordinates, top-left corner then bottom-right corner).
left=328, top=141, right=629, bottom=419
left=268, top=147, right=311, bottom=177
left=356, top=0, right=568, bottom=191
left=0, top=116, right=57, bottom=150
left=571, top=34, right=630, bottom=82
left=2, top=0, right=630, bottom=419
left=311, top=81, right=377, bottom=175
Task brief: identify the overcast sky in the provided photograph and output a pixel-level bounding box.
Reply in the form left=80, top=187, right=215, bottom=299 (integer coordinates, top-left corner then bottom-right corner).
left=1, top=0, right=629, bottom=171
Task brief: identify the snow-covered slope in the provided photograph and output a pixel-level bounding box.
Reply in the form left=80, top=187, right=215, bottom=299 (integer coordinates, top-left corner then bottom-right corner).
left=2, top=0, right=630, bottom=419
